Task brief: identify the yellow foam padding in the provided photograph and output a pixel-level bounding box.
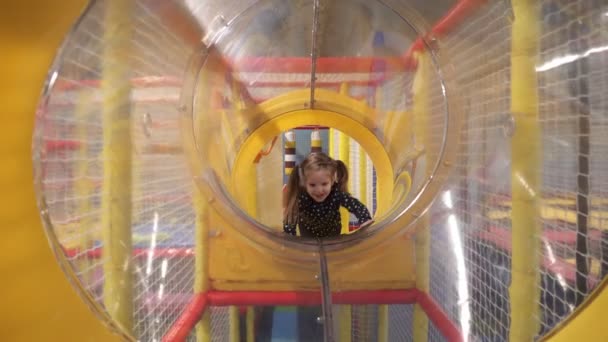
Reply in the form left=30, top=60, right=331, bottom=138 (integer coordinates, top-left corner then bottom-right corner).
left=0, top=1, right=124, bottom=341
left=542, top=278, right=608, bottom=341
left=487, top=206, right=608, bottom=230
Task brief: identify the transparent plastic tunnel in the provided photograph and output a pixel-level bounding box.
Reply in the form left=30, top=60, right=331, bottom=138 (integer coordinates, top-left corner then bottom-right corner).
left=33, top=0, right=608, bottom=341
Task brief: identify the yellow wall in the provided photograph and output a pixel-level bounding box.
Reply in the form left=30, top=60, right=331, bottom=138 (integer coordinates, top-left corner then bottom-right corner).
left=0, top=1, right=124, bottom=340
left=255, top=138, right=284, bottom=228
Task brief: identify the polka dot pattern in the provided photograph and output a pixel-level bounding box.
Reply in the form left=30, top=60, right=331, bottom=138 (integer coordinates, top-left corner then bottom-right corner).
left=283, top=185, right=372, bottom=238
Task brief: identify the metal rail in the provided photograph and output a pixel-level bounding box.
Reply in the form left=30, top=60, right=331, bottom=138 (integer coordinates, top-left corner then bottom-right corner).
left=318, top=239, right=335, bottom=342
left=309, top=0, right=320, bottom=109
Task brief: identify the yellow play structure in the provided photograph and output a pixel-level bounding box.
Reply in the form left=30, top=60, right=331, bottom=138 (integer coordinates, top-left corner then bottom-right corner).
left=1, top=0, right=608, bottom=341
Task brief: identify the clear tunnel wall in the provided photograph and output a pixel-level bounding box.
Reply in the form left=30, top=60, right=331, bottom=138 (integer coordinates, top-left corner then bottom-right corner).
left=33, top=0, right=608, bottom=341
left=188, top=0, right=452, bottom=235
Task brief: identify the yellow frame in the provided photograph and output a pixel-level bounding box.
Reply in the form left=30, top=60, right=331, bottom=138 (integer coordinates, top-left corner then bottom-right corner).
left=231, top=108, right=392, bottom=217
left=509, top=0, right=542, bottom=340
left=200, top=89, right=415, bottom=291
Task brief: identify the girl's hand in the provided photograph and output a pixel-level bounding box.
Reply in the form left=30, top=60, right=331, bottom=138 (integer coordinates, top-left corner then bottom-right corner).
left=359, top=220, right=374, bottom=229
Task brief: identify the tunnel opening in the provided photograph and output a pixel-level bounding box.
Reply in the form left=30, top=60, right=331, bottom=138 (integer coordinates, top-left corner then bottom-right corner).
left=182, top=37, right=458, bottom=256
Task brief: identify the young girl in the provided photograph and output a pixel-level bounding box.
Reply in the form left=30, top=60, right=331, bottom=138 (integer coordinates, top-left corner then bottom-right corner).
left=282, top=152, right=372, bottom=341
left=283, top=152, right=372, bottom=238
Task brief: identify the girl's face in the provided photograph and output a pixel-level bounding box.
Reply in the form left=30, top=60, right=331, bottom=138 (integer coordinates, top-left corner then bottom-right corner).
left=304, top=168, right=333, bottom=202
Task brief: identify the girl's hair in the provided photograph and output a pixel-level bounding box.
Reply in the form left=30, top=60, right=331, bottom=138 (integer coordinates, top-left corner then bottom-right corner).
left=283, top=152, right=349, bottom=225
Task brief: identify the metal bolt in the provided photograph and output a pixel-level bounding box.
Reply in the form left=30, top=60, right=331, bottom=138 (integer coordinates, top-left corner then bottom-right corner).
left=427, top=36, right=440, bottom=53
left=503, top=113, right=516, bottom=137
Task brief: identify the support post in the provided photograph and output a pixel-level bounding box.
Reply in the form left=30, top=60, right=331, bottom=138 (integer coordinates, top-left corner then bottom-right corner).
left=339, top=83, right=352, bottom=235
left=412, top=51, right=431, bottom=342
left=509, top=0, right=542, bottom=340
left=101, top=0, right=134, bottom=333
left=194, top=185, right=210, bottom=342
left=337, top=82, right=353, bottom=341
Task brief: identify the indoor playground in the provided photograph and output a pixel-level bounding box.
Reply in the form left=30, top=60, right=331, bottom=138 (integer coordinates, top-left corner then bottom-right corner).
left=2, top=0, right=608, bottom=341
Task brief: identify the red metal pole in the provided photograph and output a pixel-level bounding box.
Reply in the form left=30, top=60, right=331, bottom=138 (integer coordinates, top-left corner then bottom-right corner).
left=402, top=0, right=488, bottom=67
left=206, top=289, right=418, bottom=306
left=415, top=290, right=463, bottom=342
left=160, top=289, right=461, bottom=341
left=162, top=292, right=207, bottom=342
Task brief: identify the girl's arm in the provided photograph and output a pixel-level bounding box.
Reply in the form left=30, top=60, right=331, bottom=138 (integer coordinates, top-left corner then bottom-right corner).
left=338, top=192, right=372, bottom=224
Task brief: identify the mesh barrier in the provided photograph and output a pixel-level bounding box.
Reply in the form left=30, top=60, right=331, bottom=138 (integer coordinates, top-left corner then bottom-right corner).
left=535, top=0, right=608, bottom=334
left=426, top=2, right=514, bottom=341
left=388, top=304, right=415, bottom=341
left=329, top=304, right=418, bottom=342
left=426, top=1, right=608, bottom=341
left=34, top=1, right=196, bottom=340
left=209, top=307, right=232, bottom=342
left=349, top=305, right=379, bottom=342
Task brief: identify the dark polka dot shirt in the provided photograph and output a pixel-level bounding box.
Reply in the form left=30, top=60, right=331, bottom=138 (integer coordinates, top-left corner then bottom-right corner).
left=283, top=185, right=372, bottom=238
